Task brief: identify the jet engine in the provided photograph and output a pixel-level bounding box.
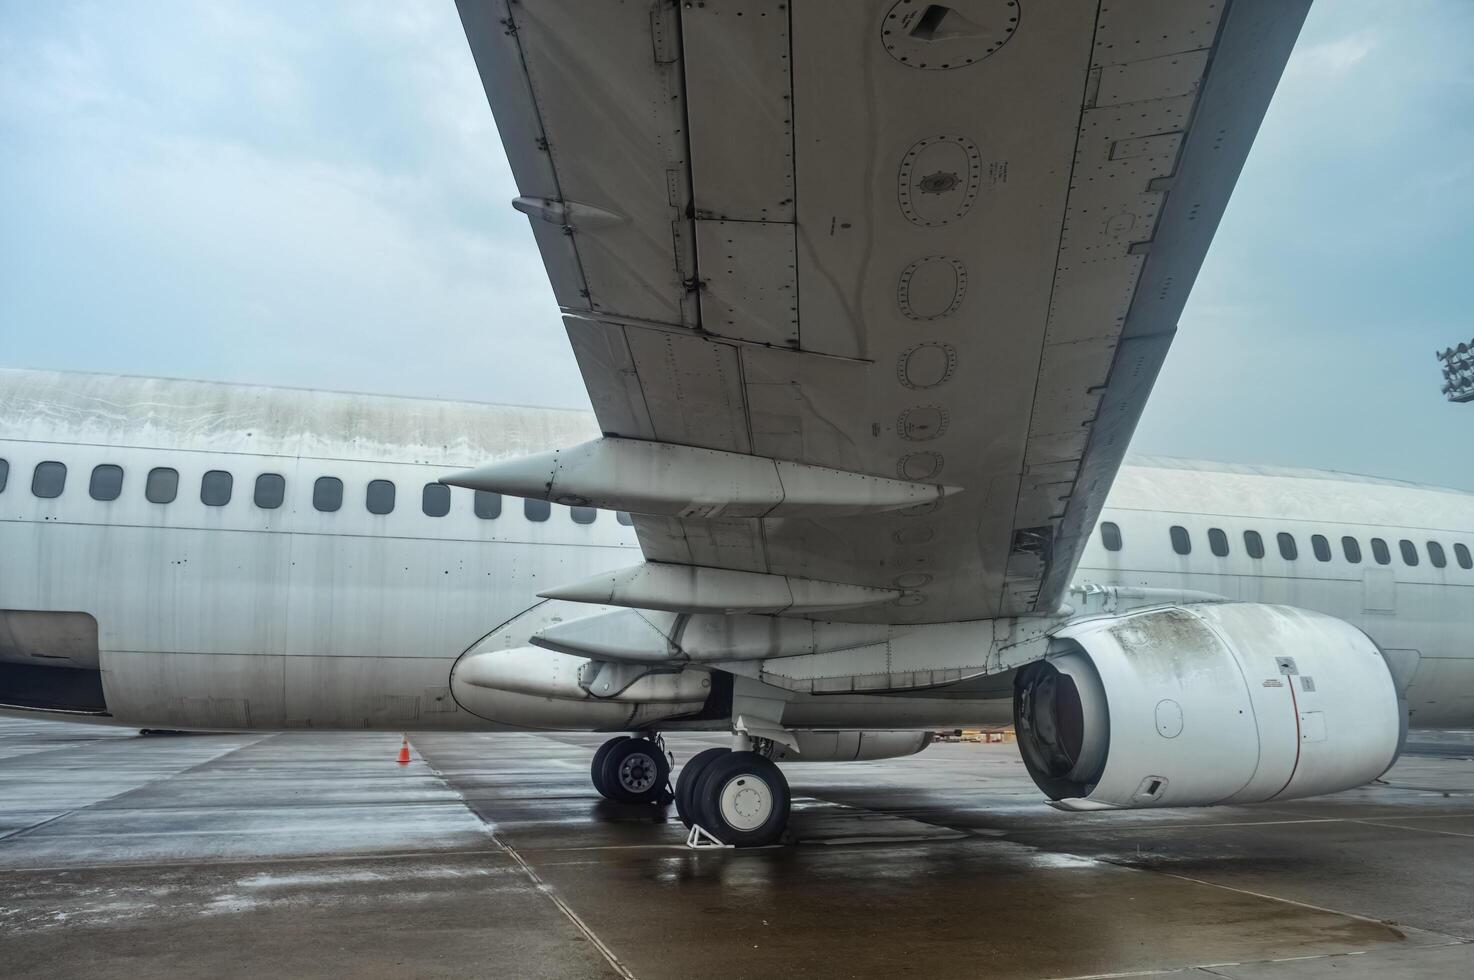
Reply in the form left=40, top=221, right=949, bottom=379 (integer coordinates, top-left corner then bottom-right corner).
left=1014, top=602, right=1405, bottom=810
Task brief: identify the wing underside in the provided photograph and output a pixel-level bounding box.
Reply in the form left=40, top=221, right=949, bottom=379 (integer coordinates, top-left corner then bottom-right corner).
left=457, top=0, right=1310, bottom=625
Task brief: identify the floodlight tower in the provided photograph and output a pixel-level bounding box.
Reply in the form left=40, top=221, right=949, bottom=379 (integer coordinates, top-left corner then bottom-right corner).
left=1437, top=339, right=1474, bottom=404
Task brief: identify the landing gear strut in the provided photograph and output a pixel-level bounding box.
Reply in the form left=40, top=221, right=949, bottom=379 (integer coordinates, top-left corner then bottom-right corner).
left=591, top=735, right=672, bottom=805
left=675, top=747, right=791, bottom=847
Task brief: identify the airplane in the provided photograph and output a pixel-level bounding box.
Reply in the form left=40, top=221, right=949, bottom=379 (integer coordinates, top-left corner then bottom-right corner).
left=3, top=366, right=1470, bottom=845
left=4, top=0, right=1470, bottom=848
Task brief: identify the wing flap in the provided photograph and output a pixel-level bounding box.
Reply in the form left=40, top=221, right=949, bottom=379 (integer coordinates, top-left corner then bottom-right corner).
left=684, top=1, right=797, bottom=223
left=694, top=220, right=800, bottom=347
left=460, top=0, right=698, bottom=325
left=564, top=317, right=657, bottom=440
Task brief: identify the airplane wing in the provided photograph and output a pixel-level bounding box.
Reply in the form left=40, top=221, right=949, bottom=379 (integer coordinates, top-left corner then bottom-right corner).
left=455, top=0, right=1309, bottom=625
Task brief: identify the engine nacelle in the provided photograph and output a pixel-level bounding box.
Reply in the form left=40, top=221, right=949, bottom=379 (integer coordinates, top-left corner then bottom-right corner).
left=1014, top=603, right=1404, bottom=810
left=758, top=730, right=934, bottom=763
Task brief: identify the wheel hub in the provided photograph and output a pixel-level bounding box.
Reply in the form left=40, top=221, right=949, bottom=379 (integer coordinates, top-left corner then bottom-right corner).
left=618, top=752, right=658, bottom=793
left=719, top=775, right=773, bottom=831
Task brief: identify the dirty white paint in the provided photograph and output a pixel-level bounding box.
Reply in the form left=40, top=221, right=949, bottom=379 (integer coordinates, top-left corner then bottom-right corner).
left=1, top=370, right=1472, bottom=733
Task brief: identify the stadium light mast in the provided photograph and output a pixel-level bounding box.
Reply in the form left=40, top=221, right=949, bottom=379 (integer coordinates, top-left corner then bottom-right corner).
left=1438, top=338, right=1474, bottom=404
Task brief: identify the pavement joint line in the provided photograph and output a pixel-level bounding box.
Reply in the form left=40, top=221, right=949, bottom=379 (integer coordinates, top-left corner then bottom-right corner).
left=814, top=781, right=1474, bottom=947
left=1048, top=965, right=1231, bottom=979
left=0, top=732, right=273, bottom=846
left=510, top=832, right=964, bottom=855
left=894, top=811, right=1473, bottom=836
left=0, top=742, right=129, bottom=763
left=411, top=735, right=638, bottom=980
left=0, top=846, right=512, bottom=875
left=21, top=826, right=482, bottom=839
left=1010, top=816, right=1358, bottom=834
left=1350, top=818, right=1474, bottom=839
left=511, top=843, right=701, bottom=854
left=38, top=799, right=477, bottom=815
left=0, top=810, right=76, bottom=844
left=1146, top=868, right=1468, bottom=945
left=482, top=828, right=639, bottom=980
left=789, top=803, right=1375, bottom=835
left=1356, top=810, right=1474, bottom=820
left=1047, top=939, right=1474, bottom=980
left=1371, top=782, right=1474, bottom=793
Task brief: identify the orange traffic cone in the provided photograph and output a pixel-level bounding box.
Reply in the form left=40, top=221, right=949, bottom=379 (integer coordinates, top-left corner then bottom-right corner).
left=397, top=735, right=411, bottom=765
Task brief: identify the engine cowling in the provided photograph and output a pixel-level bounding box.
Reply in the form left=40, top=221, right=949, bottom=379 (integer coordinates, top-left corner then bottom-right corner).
left=1014, top=602, right=1404, bottom=810
left=758, top=730, right=933, bottom=762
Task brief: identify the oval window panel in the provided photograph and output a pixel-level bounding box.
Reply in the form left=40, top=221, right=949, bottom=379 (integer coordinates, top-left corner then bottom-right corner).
left=898, top=405, right=949, bottom=441
left=898, top=135, right=983, bottom=227
left=897, top=342, right=957, bottom=389
left=898, top=256, right=968, bottom=320
left=897, top=451, right=944, bottom=481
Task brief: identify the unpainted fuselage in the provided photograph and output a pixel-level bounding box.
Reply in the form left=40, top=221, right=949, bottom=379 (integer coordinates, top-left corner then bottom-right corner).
left=1, top=370, right=1471, bottom=732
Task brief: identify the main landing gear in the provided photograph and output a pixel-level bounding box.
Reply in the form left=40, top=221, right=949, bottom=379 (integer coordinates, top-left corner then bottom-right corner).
left=590, top=736, right=793, bottom=846
left=676, top=746, right=791, bottom=847
left=590, top=735, right=673, bottom=805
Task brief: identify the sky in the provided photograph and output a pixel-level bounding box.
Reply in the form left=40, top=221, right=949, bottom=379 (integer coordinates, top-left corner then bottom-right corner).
left=2, top=1, right=1471, bottom=490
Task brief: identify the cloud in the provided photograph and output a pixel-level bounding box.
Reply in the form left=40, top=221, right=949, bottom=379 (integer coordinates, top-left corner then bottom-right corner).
left=0, top=0, right=585, bottom=408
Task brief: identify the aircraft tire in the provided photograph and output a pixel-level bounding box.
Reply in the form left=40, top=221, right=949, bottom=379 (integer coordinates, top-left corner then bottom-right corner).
left=590, top=736, right=631, bottom=800
left=600, top=737, right=671, bottom=804
left=674, top=747, right=730, bottom=827
left=689, top=751, right=790, bottom=847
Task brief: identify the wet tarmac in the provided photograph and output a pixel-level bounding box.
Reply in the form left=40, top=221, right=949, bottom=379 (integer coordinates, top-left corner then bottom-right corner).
left=1, top=718, right=1471, bottom=979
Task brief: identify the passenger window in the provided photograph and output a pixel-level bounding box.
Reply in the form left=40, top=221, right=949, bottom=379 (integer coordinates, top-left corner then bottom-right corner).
left=1456, top=543, right=1473, bottom=570
left=89, top=464, right=124, bottom=501
left=1342, top=536, right=1362, bottom=564
left=0, top=458, right=8, bottom=493
left=1207, top=527, right=1229, bottom=557
left=31, top=461, right=66, bottom=498
left=1100, top=521, right=1122, bottom=552
left=1244, top=530, right=1265, bottom=559
left=524, top=498, right=551, bottom=523
left=1428, top=541, right=1447, bottom=569
left=366, top=479, right=396, bottom=515
left=254, top=473, right=285, bottom=509
left=1169, top=525, right=1191, bottom=556
left=1371, top=538, right=1391, bottom=565
left=313, top=477, right=343, bottom=512
left=474, top=490, right=502, bottom=519
left=1399, top=539, right=1420, bottom=567
left=570, top=506, right=597, bottom=525
left=1277, top=533, right=1298, bottom=561
left=616, top=511, right=634, bottom=527
left=1311, top=534, right=1331, bottom=562
left=146, top=467, right=179, bottom=504
left=422, top=483, right=450, bottom=518
left=200, top=470, right=233, bottom=507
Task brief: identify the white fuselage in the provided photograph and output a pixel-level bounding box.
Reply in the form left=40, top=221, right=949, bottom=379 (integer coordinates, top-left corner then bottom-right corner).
left=2, top=370, right=1471, bottom=731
